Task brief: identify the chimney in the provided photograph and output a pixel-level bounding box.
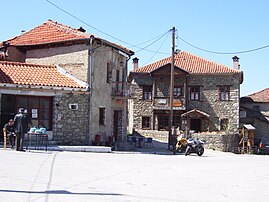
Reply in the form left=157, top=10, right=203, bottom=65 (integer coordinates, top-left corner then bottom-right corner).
left=232, top=55, right=240, bottom=70
left=132, top=57, right=139, bottom=70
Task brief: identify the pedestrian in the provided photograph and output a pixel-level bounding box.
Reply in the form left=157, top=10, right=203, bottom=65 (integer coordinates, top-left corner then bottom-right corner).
left=4, top=119, right=16, bottom=149
left=14, top=108, right=32, bottom=151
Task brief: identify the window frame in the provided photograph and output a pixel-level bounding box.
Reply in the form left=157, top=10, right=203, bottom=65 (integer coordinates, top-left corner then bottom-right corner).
left=173, top=85, right=183, bottom=97
left=142, top=85, right=152, bottom=100
left=142, top=116, right=151, bottom=129
left=99, top=107, right=106, bottom=125
left=219, top=86, right=230, bottom=101
left=189, top=86, right=200, bottom=101
left=220, top=118, right=229, bottom=131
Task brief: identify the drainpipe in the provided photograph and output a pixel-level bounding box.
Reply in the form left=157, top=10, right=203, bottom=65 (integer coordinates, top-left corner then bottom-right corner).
left=88, top=35, right=94, bottom=145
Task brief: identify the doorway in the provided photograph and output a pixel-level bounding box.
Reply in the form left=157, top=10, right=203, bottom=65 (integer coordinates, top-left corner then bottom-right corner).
left=190, top=118, right=201, bottom=132
left=113, top=110, right=122, bottom=141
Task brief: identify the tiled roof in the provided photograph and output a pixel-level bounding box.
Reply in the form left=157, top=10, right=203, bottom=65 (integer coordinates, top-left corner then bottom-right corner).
left=132, top=51, right=240, bottom=74
left=3, top=19, right=133, bottom=55
left=0, top=61, right=87, bottom=89
left=247, top=88, right=269, bottom=103
left=5, top=19, right=90, bottom=46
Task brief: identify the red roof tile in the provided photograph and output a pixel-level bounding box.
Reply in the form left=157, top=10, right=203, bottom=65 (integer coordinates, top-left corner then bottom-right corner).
left=247, top=88, right=269, bottom=103
left=3, top=19, right=133, bottom=55
left=0, top=61, right=87, bottom=89
left=132, top=51, right=240, bottom=74
left=6, top=19, right=90, bottom=46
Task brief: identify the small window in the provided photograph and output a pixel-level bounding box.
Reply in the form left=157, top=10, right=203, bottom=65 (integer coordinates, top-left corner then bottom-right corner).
left=220, top=118, right=229, bottom=131
left=142, top=117, right=151, bottom=129
left=189, top=86, right=200, bottom=101
left=99, top=108, right=105, bottom=125
left=107, top=63, right=112, bottom=83
left=143, top=86, right=152, bottom=100
left=174, top=86, right=183, bottom=97
left=219, top=86, right=230, bottom=101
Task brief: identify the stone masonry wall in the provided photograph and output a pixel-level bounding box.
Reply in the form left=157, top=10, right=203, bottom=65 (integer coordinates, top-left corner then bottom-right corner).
left=135, top=129, right=239, bottom=152
left=130, top=73, right=241, bottom=134
left=26, top=44, right=89, bottom=83
left=188, top=74, right=240, bottom=133
left=53, top=93, right=89, bottom=145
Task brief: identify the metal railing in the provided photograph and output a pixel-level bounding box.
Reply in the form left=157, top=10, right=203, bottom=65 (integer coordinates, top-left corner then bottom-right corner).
left=111, top=82, right=132, bottom=97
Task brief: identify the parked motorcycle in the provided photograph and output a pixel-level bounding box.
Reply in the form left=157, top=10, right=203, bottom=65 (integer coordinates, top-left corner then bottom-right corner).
left=173, top=136, right=188, bottom=154
left=185, top=138, right=205, bottom=156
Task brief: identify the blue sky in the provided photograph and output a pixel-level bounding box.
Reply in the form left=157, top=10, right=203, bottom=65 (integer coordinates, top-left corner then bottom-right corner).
left=1, top=0, right=269, bottom=96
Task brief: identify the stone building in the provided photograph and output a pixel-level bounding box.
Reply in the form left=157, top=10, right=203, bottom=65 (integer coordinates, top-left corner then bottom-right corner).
left=0, top=19, right=134, bottom=145
left=128, top=52, right=243, bottom=151
left=240, top=88, right=269, bottom=144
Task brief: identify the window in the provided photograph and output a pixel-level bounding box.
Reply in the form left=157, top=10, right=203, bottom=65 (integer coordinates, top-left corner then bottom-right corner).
left=220, top=118, right=229, bottom=131
left=16, top=96, right=52, bottom=130
left=99, top=108, right=105, bottom=125
left=142, top=117, right=151, bottom=129
left=107, top=63, right=112, bottom=83
left=174, top=86, right=183, bottom=97
left=143, top=86, right=152, bottom=100
left=158, top=115, right=180, bottom=131
left=189, top=86, right=200, bottom=101
left=219, top=86, right=230, bottom=101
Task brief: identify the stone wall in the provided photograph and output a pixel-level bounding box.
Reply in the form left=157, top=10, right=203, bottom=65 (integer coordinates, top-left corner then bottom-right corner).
left=191, top=132, right=239, bottom=152
left=136, top=129, right=239, bottom=152
left=130, top=73, right=241, bottom=134
left=53, top=93, right=90, bottom=145
left=25, top=42, right=129, bottom=144
left=26, top=44, right=89, bottom=82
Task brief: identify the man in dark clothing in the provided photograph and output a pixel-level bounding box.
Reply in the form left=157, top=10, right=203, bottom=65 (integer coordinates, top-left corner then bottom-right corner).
left=4, top=119, right=16, bottom=149
left=14, top=108, right=32, bottom=151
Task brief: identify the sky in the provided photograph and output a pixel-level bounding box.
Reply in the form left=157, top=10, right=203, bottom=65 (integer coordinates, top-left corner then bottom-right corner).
left=1, top=0, right=269, bottom=96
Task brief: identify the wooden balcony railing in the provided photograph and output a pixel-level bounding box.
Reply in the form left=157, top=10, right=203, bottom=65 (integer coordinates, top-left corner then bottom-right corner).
left=153, top=96, right=186, bottom=110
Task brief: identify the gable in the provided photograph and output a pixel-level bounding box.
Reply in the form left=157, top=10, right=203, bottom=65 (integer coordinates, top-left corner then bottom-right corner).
left=150, top=63, right=189, bottom=76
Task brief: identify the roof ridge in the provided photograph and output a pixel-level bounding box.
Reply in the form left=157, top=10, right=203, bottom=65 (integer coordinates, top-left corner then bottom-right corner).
left=248, top=88, right=269, bottom=97
left=0, top=60, right=55, bottom=68
left=46, top=19, right=89, bottom=37
left=177, top=51, right=233, bottom=69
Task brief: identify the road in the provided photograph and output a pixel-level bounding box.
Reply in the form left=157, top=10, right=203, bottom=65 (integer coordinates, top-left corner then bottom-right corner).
left=0, top=149, right=268, bottom=202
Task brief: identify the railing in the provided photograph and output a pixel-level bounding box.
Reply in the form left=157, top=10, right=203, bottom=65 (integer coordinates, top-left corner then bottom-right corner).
left=111, top=82, right=132, bottom=98
left=153, top=96, right=186, bottom=110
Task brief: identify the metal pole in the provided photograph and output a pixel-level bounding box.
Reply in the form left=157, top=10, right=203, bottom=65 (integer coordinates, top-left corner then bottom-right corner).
left=168, top=27, right=175, bottom=149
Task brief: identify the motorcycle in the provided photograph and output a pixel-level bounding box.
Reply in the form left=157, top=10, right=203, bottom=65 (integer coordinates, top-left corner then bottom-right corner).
left=173, top=135, right=188, bottom=154
left=185, top=138, right=205, bottom=156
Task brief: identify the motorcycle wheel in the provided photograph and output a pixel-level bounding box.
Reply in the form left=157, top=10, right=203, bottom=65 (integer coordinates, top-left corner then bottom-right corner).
left=197, top=147, right=204, bottom=156
left=185, top=146, right=191, bottom=156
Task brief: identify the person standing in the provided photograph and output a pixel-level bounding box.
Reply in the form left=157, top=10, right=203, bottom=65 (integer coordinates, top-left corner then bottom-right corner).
left=14, top=108, right=32, bottom=151
left=4, top=119, right=16, bottom=149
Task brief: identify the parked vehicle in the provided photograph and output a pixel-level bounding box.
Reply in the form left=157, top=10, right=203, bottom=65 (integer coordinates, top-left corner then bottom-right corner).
left=173, top=136, right=188, bottom=154
left=185, top=138, right=205, bottom=156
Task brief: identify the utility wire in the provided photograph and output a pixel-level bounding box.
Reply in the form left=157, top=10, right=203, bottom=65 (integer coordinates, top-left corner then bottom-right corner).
left=141, top=31, right=170, bottom=66
left=177, top=33, right=269, bottom=55
left=45, top=0, right=170, bottom=55
left=135, top=30, right=170, bottom=53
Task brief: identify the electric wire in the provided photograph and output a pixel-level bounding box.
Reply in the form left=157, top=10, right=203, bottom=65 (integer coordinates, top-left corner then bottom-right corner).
left=177, top=33, right=269, bottom=55
left=141, top=31, right=170, bottom=66
left=45, top=0, right=170, bottom=55
left=135, top=30, right=170, bottom=53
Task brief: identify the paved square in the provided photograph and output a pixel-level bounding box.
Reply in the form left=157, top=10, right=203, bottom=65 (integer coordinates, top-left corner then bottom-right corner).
left=0, top=149, right=268, bottom=202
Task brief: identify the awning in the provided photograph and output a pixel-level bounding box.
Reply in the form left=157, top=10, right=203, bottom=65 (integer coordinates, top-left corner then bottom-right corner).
left=243, top=124, right=255, bottom=130
left=181, top=109, right=210, bottom=118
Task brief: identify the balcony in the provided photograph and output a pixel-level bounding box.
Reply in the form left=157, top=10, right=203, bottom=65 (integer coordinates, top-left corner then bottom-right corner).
left=153, top=96, right=186, bottom=110
left=111, top=82, right=132, bottom=99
